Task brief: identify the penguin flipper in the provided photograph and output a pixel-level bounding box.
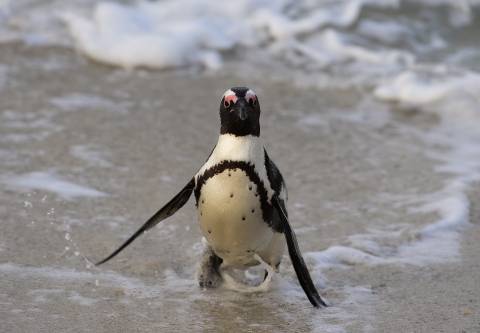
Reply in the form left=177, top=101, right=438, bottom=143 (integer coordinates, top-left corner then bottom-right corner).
left=272, top=196, right=327, bottom=308
left=96, top=178, right=195, bottom=266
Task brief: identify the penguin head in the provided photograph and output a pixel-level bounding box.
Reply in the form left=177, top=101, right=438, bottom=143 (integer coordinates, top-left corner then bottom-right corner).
left=219, top=87, right=260, bottom=136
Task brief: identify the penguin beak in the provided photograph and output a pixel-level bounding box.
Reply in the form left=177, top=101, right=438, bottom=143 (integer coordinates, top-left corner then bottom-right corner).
left=234, top=100, right=248, bottom=121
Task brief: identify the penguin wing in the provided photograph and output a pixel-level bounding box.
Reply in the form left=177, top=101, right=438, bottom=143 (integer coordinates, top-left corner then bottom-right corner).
left=264, top=149, right=287, bottom=199
left=264, top=150, right=287, bottom=232
left=272, top=196, right=328, bottom=308
left=96, top=178, right=195, bottom=266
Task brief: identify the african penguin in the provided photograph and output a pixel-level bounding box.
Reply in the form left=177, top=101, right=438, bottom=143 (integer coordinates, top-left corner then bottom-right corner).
left=96, top=87, right=327, bottom=308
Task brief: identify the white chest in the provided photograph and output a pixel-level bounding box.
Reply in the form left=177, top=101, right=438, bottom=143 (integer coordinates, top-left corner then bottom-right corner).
left=196, top=134, right=274, bottom=200
left=197, top=168, right=273, bottom=267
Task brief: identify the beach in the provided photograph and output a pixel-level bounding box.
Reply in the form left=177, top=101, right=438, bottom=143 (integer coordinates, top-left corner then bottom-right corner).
left=1, top=1, right=480, bottom=332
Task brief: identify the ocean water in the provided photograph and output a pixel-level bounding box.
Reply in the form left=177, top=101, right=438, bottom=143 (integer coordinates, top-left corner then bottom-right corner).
left=0, top=0, right=479, bottom=332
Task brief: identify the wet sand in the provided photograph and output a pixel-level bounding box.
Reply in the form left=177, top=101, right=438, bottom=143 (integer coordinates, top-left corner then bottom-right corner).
left=0, top=44, right=479, bottom=332
left=371, top=188, right=480, bottom=332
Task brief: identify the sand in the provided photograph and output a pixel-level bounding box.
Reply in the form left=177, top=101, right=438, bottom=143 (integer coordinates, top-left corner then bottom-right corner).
left=0, top=43, right=479, bottom=333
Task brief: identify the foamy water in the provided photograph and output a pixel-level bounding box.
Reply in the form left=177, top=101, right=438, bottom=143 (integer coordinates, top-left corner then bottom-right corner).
left=1, top=171, right=108, bottom=199
left=57, top=0, right=480, bottom=79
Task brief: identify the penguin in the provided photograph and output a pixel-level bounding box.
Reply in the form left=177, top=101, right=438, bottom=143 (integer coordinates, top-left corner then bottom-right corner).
left=96, top=87, right=327, bottom=308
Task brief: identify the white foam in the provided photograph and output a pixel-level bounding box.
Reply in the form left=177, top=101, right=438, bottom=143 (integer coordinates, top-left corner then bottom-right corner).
left=307, top=246, right=383, bottom=269
left=302, top=29, right=415, bottom=67
left=1, top=0, right=479, bottom=78
left=307, top=184, right=471, bottom=267
left=393, top=187, right=470, bottom=264
left=357, top=19, right=410, bottom=43
left=371, top=64, right=480, bottom=267
left=0, top=0, right=96, bottom=46
left=58, top=0, right=480, bottom=71
left=428, top=139, right=480, bottom=184
left=414, top=189, right=469, bottom=236
left=303, top=174, right=472, bottom=267
left=375, top=67, right=480, bottom=155
left=1, top=0, right=478, bottom=79
left=374, top=69, right=480, bottom=108
left=1, top=171, right=107, bottom=199
left=61, top=1, right=250, bottom=70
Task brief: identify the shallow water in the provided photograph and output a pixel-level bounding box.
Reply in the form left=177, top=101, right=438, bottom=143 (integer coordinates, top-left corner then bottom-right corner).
left=1, top=1, right=480, bottom=332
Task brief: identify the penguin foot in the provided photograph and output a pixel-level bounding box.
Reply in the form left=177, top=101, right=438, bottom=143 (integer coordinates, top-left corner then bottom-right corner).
left=198, top=266, right=222, bottom=288
left=197, top=245, right=223, bottom=288
left=221, top=254, right=275, bottom=293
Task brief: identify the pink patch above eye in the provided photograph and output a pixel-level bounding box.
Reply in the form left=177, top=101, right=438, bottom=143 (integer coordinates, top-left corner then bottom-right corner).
left=246, top=92, right=257, bottom=105
left=224, top=94, right=237, bottom=105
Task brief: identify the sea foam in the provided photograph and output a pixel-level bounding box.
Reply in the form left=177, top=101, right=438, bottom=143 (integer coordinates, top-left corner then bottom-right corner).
left=61, top=1, right=269, bottom=69
left=59, top=0, right=480, bottom=71
left=1, top=171, right=107, bottom=200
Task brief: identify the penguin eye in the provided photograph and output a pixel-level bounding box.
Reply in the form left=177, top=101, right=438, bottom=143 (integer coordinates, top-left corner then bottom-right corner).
left=247, top=94, right=257, bottom=106
left=245, top=90, right=257, bottom=106
left=223, top=94, right=237, bottom=108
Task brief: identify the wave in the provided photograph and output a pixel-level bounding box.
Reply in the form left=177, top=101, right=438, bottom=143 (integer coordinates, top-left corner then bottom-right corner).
left=53, top=0, right=480, bottom=72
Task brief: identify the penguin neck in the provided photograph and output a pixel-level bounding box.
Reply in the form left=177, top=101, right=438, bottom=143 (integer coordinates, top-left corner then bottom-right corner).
left=213, top=134, right=264, bottom=164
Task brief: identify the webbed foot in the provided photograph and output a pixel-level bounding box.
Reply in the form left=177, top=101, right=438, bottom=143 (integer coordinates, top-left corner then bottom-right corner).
left=197, top=245, right=223, bottom=288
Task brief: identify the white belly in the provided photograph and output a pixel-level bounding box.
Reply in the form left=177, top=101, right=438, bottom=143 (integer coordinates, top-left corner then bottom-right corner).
left=197, top=168, right=279, bottom=267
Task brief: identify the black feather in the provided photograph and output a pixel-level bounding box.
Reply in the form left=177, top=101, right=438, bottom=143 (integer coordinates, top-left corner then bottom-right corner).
left=273, top=196, right=328, bottom=308
left=95, top=179, right=195, bottom=266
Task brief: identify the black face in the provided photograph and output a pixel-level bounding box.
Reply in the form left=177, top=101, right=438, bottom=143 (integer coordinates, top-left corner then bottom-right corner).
left=219, top=87, right=261, bottom=137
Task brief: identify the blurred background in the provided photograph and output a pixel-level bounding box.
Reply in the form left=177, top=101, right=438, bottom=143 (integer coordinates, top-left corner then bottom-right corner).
left=0, top=1, right=479, bottom=332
